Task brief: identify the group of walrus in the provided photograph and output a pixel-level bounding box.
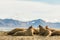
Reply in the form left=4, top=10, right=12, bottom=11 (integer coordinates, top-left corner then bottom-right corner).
left=7, top=25, right=60, bottom=36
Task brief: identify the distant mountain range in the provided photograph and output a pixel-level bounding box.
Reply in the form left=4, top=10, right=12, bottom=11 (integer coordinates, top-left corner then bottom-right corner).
left=0, top=19, right=60, bottom=28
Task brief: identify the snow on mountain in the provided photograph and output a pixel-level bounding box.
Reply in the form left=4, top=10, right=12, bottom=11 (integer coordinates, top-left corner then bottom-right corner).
left=0, top=19, right=60, bottom=29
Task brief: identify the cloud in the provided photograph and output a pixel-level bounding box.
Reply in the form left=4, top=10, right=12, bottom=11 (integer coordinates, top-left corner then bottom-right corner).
left=46, top=19, right=59, bottom=22
left=15, top=1, right=60, bottom=22
left=17, top=0, right=60, bottom=4
left=17, top=0, right=32, bottom=1
left=0, top=1, right=60, bottom=22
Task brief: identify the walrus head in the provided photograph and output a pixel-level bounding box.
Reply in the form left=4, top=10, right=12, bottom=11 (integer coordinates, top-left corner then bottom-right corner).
left=45, top=26, right=49, bottom=29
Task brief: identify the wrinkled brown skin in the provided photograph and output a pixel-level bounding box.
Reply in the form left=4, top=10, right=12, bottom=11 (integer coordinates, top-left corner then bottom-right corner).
left=13, top=26, right=34, bottom=36
left=33, top=29, right=39, bottom=35
left=13, top=31, right=25, bottom=36
left=45, top=26, right=55, bottom=32
left=25, top=26, right=34, bottom=36
left=13, top=26, right=39, bottom=36
left=45, top=26, right=60, bottom=36
left=38, top=25, right=52, bottom=36
left=26, top=26, right=39, bottom=35
left=7, top=28, right=26, bottom=35
left=28, top=26, right=39, bottom=35
left=51, top=30, right=60, bottom=36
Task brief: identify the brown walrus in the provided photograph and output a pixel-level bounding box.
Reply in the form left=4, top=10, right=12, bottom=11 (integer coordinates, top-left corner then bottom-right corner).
left=13, top=26, right=39, bottom=36
left=38, top=25, right=52, bottom=36
left=45, top=26, right=60, bottom=36
left=7, top=28, right=26, bottom=35
left=45, top=26, right=55, bottom=32
left=13, top=26, right=35, bottom=36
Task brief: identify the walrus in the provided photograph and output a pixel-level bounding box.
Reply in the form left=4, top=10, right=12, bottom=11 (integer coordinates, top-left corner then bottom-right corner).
left=38, top=25, right=52, bottom=36
left=7, top=28, right=26, bottom=35
left=45, top=26, right=60, bottom=36
left=13, top=26, right=35, bottom=36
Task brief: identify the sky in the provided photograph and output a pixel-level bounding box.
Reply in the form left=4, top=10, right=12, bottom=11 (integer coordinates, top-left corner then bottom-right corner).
left=0, top=0, right=60, bottom=22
